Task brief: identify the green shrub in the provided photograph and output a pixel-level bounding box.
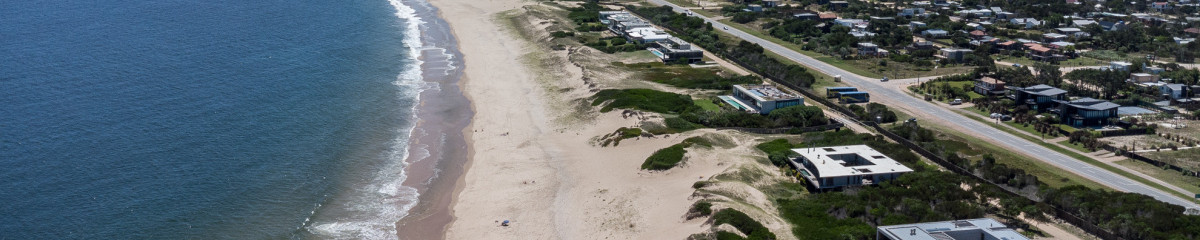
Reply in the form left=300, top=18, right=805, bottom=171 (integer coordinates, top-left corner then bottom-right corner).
left=591, top=89, right=696, bottom=113
left=665, top=117, right=703, bottom=132
left=712, top=209, right=776, bottom=240
left=550, top=31, right=575, bottom=38
left=690, top=201, right=714, bottom=216
left=715, top=231, right=746, bottom=240
left=641, top=144, right=688, bottom=170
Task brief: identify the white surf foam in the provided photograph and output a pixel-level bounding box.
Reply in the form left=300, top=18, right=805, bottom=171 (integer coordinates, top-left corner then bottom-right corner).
left=304, top=0, right=445, bottom=239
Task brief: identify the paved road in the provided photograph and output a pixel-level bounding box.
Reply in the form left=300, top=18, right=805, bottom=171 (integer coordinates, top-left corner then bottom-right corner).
left=646, top=0, right=1200, bottom=209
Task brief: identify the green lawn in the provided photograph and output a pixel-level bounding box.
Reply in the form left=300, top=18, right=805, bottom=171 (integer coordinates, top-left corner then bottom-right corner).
left=695, top=98, right=721, bottom=111
left=1057, top=139, right=1094, bottom=153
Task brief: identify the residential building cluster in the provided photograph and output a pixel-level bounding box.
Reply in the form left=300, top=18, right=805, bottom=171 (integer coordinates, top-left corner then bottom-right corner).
left=599, top=11, right=704, bottom=63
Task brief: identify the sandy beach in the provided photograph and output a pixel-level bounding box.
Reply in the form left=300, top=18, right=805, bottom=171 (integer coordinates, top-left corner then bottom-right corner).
left=423, top=0, right=790, bottom=239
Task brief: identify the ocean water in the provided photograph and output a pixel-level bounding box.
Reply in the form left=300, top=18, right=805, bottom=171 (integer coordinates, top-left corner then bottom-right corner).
left=0, top=0, right=442, bottom=238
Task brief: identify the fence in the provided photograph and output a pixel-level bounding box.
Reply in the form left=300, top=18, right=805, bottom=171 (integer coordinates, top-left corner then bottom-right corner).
left=716, top=122, right=844, bottom=135
left=1103, top=143, right=1200, bottom=177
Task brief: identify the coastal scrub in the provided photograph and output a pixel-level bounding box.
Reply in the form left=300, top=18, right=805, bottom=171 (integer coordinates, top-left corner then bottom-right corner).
left=641, top=137, right=710, bottom=170
left=590, top=89, right=696, bottom=113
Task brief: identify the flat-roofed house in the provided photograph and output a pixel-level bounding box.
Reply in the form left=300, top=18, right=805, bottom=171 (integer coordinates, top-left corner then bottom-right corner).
left=939, top=48, right=973, bottom=63
left=829, top=0, right=850, bottom=10
left=649, top=37, right=703, bottom=63
left=1131, top=73, right=1161, bottom=83
left=721, top=84, right=805, bottom=114
left=1010, top=18, right=1043, bottom=29
left=899, top=8, right=926, bottom=17
left=1009, top=84, right=1068, bottom=111
left=922, top=29, right=949, bottom=38
left=857, top=42, right=880, bottom=56
left=625, top=27, right=672, bottom=44
left=1110, top=61, right=1133, bottom=72
left=1043, top=33, right=1068, bottom=42
left=1160, top=84, right=1191, bottom=100
left=909, top=21, right=927, bottom=29
left=788, top=145, right=914, bottom=190
left=1054, top=98, right=1119, bottom=127
left=876, top=218, right=1029, bottom=240
left=974, top=77, right=1007, bottom=95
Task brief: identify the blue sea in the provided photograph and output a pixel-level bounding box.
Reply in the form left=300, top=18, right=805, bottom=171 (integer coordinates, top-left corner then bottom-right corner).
left=0, top=0, right=453, bottom=238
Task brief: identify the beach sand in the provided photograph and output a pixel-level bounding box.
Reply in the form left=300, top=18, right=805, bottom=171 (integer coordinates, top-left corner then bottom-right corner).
left=424, top=0, right=768, bottom=239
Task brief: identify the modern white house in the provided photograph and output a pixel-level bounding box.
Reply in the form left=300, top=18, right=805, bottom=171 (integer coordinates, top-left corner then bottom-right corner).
left=876, top=218, right=1029, bottom=240
left=1110, top=61, right=1133, bottom=72
left=720, top=84, right=804, bottom=114
left=788, top=145, right=914, bottom=190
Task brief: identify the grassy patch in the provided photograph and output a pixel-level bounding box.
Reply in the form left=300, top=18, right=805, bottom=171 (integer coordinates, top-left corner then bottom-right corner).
left=995, top=55, right=1107, bottom=67
left=617, top=61, right=761, bottom=90
left=641, top=137, right=710, bottom=170
left=598, top=127, right=644, bottom=147
left=695, top=98, right=722, bottom=111
left=1142, top=148, right=1200, bottom=173
left=952, top=108, right=1199, bottom=202
left=1115, top=159, right=1200, bottom=195
left=642, top=143, right=689, bottom=170
left=1057, top=139, right=1094, bottom=153
left=591, top=89, right=696, bottom=113
left=813, top=56, right=884, bottom=79
left=921, top=115, right=1106, bottom=190
left=712, top=208, right=777, bottom=240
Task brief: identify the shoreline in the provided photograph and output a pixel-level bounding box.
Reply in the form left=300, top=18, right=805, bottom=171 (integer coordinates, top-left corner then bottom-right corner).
left=391, top=0, right=472, bottom=239
left=432, top=1, right=731, bottom=239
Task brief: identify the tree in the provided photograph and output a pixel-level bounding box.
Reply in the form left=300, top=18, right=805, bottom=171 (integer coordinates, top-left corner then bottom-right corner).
left=1033, top=63, right=1063, bottom=87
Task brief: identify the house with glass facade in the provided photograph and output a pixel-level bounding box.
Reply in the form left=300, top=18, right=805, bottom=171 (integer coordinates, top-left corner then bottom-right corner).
left=1054, top=98, right=1119, bottom=127
left=721, top=84, right=804, bottom=114
left=1008, top=84, right=1067, bottom=111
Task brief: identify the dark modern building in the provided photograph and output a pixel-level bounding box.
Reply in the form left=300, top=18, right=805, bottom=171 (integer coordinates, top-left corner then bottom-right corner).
left=1054, top=98, right=1119, bottom=127
left=1008, top=84, right=1067, bottom=111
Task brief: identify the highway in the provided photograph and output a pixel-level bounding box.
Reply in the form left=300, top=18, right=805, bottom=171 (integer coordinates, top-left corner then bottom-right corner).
left=645, top=0, right=1200, bottom=209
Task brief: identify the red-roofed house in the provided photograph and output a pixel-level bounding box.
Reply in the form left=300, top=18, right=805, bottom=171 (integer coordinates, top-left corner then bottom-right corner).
left=997, top=41, right=1018, bottom=50
left=819, top=13, right=838, bottom=21
left=969, top=30, right=988, bottom=39
left=1185, top=28, right=1200, bottom=36
left=1027, top=44, right=1065, bottom=62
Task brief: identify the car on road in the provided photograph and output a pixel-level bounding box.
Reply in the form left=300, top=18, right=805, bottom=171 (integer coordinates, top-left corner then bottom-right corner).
left=949, top=99, right=963, bottom=105
left=880, top=77, right=889, bottom=82
left=722, top=26, right=728, bottom=30
left=1012, top=63, right=1022, bottom=67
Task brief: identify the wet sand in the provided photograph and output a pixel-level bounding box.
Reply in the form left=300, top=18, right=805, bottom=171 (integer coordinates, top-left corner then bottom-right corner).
left=392, top=1, right=472, bottom=239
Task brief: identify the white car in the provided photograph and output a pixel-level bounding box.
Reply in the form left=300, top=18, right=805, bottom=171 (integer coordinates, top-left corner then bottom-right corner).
left=722, top=26, right=728, bottom=30
left=880, top=77, right=889, bottom=82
